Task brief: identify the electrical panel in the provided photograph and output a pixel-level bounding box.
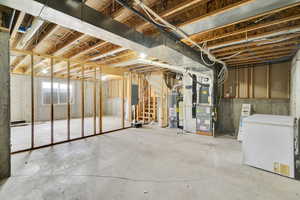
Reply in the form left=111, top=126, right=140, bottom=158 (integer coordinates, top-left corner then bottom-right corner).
left=131, top=84, right=139, bottom=105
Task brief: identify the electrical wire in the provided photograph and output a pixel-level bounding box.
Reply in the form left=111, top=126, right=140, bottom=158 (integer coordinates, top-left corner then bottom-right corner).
left=133, top=0, right=228, bottom=86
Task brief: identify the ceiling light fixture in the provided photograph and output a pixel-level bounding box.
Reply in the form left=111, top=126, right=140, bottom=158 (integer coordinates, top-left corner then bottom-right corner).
left=101, top=76, right=107, bottom=81
left=139, top=52, right=147, bottom=59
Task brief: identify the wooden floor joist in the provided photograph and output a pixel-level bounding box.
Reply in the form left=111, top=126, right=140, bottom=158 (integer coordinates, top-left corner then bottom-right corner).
left=6, top=0, right=300, bottom=76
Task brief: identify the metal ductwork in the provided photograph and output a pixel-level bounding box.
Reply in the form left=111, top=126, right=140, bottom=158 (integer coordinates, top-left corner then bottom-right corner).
left=112, top=58, right=188, bottom=73
left=0, top=0, right=216, bottom=72
left=90, top=47, right=128, bottom=61
left=16, top=18, right=44, bottom=49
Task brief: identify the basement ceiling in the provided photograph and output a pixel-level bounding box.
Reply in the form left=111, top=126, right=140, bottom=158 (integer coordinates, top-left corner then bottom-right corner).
left=3, top=0, right=300, bottom=77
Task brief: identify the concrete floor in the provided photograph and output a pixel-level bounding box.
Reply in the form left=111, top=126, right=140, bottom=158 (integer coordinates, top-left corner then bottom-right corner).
left=1, top=126, right=300, bottom=200
left=11, top=116, right=130, bottom=152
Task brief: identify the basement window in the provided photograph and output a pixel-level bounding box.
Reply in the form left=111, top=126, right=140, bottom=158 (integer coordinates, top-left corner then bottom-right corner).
left=42, top=81, right=73, bottom=105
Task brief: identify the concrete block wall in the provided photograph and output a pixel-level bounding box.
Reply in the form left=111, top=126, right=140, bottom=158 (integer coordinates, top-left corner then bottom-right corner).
left=217, top=98, right=290, bottom=136
left=291, top=50, right=300, bottom=118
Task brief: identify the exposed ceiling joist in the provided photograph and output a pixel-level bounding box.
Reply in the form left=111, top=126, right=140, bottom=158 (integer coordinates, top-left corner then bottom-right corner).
left=209, top=26, right=300, bottom=50
left=0, top=0, right=218, bottom=72
left=181, top=0, right=300, bottom=36
left=215, top=39, right=300, bottom=57
left=10, top=11, right=25, bottom=45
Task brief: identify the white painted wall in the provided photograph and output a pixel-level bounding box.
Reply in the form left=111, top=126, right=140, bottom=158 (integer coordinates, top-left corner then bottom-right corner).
left=291, top=50, right=300, bottom=118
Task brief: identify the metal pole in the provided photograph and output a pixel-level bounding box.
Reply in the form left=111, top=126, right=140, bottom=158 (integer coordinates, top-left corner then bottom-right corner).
left=93, top=67, right=97, bottom=135
left=67, top=60, right=70, bottom=140
left=31, top=53, right=34, bottom=148
left=81, top=64, right=84, bottom=137
left=50, top=58, right=54, bottom=144
left=99, top=66, right=103, bottom=133
left=122, top=74, right=125, bottom=128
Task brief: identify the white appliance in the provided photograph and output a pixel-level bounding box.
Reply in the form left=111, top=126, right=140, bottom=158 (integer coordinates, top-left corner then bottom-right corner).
left=243, top=114, right=298, bottom=178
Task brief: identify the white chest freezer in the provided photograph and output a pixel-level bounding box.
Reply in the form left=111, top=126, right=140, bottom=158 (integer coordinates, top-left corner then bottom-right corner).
left=243, top=114, right=298, bottom=178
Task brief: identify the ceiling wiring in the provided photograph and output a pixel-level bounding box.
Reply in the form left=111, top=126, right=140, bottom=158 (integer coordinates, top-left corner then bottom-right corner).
left=133, top=0, right=228, bottom=86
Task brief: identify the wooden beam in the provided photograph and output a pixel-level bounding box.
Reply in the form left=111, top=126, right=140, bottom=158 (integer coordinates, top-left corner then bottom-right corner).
left=54, top=33, right=85, bottom=56
left=137, top=0, right=208, bottom=31
left=13, top=24, right=60, bottom=72
left=227, top=50, right=293, bottom=63
left=215, top=39, right=300, bottom=57
left=10, top=11, right=26, bottom=45
left=208, top=24, right=300, bottom=49
left=187, top=1, right=300, bottom=43
left=72, top=41, right=108, bottom=59
left=212, top=34, right=300, bottom=54
left=191, top=13, right=300, bottom=44
left=24, top=32, right=85, bottom=73
left=181, top=0, right=255, bottom=30
left=10, top=49, right=128, bottom=76
left=227, top=54, right=292, bottom=66
left=220, top=46, right=298, bottom=61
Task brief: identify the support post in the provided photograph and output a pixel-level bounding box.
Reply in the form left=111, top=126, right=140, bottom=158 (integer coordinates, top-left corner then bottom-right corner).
left=251, top=66, right=254, bottom=98
left=142, top=75, right=145, bottom=124
left=148, top=84, right=151, bottom=123
left=137, top=74, right=140, bottom=121
left=50, top=58, right=54, bottom=144
left=236, top=68, right=240, bottom=99
left=93, top=67, right=97, bottom=135
left=30, top=53, right=34, bottom=148
left=67, top=60, right=70, bottom=140
left=81, top=64, right=84, bottom=137
left=99, top=66, right=103, bottom=133
left=0, top=31, right=10, bottom=178
left=121, top=74, right=125, bottom=128
left=153, top=95, right=156, bottom=122
left=160, top=73, right=164, bottom=127
left=128, top=72, right=132, bottom=125
left=267, top=64, right=271, bottom=98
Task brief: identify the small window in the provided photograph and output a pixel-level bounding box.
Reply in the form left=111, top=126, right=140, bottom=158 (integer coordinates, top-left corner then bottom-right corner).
left=42, top=81, right=73, bottom=105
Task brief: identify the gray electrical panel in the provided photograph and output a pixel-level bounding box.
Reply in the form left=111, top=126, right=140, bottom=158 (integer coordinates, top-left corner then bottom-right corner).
left=131, top=84, right=139, bottom=105
left=196, top=105, right=213, bottom=135
left=169, top=91, right=178, bottom=128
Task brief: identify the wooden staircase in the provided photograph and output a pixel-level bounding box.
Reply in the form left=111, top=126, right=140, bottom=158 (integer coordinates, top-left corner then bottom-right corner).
left=137, top=79, right=157, bottom=123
